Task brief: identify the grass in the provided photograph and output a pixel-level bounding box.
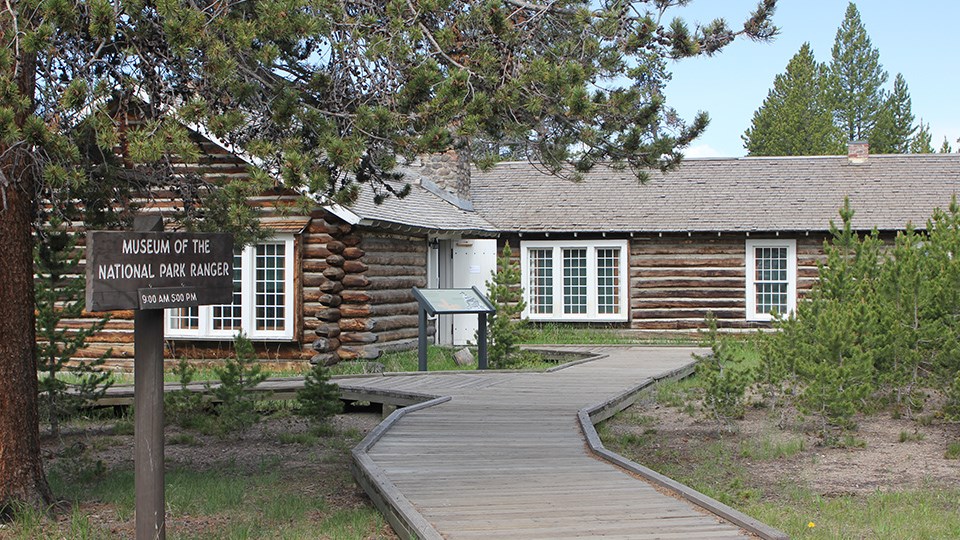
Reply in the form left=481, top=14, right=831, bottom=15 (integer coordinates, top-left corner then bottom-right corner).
left=898, top=430, right=926, bottom=443
left=739, top=432, right=805, bottom=460
left=945, top=441, right=960, bottom=459
left=745, top=487, right=960, bottom=539
left=521, top=323, right=696, bottom=345
left=604, top=416, right=960, bottom=538
left=602, top=342, right=960, bottom=540
left=11, top=425, right=388, bottom=539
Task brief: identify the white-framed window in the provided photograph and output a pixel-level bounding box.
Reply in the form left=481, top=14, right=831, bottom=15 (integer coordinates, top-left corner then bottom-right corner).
left=165, top=235, right=296, bottom=341
left=520, top=239, right=629, bottom=322
left=745, top=239, right=797, bottom=321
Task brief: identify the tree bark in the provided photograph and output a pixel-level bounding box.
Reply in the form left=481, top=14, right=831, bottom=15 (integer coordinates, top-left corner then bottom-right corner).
left=0, top=35, right=53, bottom=513
left=0, top=176, right=54, bottom=514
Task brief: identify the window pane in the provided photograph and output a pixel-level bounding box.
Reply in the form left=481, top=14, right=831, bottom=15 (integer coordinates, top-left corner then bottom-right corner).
left=754, top=246, right=788, bottom=315
left=256, top=243, right=286, bottom=331
left=563, top=248, right=587, bottom=314
left=169, top=306, right=199, bottom=330
left=597, top=248, right=621, bottom=314
left=528, top=248, right=553, bottom=314
left=212, top=252, right=243, bottom=331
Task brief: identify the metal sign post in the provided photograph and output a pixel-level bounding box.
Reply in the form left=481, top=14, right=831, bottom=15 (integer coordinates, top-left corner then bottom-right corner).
left=86, top=218, right=234, bottom=540
left=412, top=287, right=496, bottom=371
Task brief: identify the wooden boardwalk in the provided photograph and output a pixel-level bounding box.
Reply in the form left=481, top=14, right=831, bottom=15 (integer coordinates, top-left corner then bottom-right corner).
left=339, top=346, right=787, bottom=540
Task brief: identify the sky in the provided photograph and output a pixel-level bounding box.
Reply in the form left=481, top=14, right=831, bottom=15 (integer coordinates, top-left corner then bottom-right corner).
left=662, top=0, right=960, bottom=158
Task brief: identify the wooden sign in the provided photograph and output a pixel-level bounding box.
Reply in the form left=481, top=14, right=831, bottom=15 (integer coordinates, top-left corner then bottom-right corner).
left=86, top=231, right=234, bottom=311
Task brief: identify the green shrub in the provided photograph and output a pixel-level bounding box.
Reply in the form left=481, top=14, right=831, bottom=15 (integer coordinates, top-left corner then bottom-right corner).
left=695, top=315, right=754, bottom=428
left=164, top=358, right=209, bottom=430
left=484, top=244, right=530, bottom=369
left=762, top=197, right=960, bottom=435
left=208, top=333, right=269, bottom=437
left=296, top=362, right=343, bottom=424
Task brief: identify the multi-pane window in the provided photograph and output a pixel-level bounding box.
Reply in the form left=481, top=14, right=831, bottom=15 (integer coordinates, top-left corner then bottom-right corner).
left=563, top=248, right=588, bottom=314
left=596, top=248, right=621, bottom=314
left=212, top=253, right=243, bottom=331
left=745, top=239, right=796, bottom=321
left=166, top=237, right=295, bottom=340
left=255, top=243, right=286, bottom=331
left=520, top=240, right=629, bottom=322
left=528, top=248, right=554, bottom=314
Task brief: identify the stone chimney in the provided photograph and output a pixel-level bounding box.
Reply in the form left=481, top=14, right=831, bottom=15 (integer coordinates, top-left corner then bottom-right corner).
left=848, top=140, right=869, bottom=164
left=419, top=148, right=471, bottom=201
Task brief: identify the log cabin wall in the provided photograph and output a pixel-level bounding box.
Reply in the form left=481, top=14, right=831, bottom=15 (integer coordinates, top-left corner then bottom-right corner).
left=629, top=233, right=825, bottom=333
left=302, top=211, right=352, bottom=366
left=499, top=232, right=828, bottom=335
left=64, top=129, right=318, bottom=372
left=335, top=228, right=429, bottom=362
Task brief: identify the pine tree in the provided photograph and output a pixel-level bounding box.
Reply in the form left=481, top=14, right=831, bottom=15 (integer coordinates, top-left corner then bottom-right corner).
left=828, top=2, right=889, bottom=142
left=296, top=364, right=343, bottom=424
left=209, top=334, right=269, bottom=437
left=910, top=121, right=935, bottom=154
left=940, top=137, right=954, bottom=154
left=484, top=244, right=528, bottom=369
left=35, top=219, right=113, bottom=440
left=743, top=43, right=842, bottom=156
left=0, top=0, right=778, bottom=511
left=870, top=74, right=916, bottom=154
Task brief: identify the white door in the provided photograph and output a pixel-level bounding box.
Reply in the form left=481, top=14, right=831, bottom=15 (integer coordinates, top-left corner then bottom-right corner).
left=451, top=239, right=498, bottom=345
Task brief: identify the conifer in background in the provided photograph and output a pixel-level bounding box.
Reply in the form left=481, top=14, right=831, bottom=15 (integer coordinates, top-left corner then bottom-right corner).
left=940, top=138, right=954, bottom=154
left=743, top=43, right=842, bottom=156
left=870, top=73, right=916, bottom=154
left=910, top=122, right=935, bottom=154
left=828, top=2, right=888, bottom=143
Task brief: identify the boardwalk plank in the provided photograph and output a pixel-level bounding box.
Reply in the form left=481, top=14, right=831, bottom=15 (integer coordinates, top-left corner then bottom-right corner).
left=347, top=347, right=787, bottom=539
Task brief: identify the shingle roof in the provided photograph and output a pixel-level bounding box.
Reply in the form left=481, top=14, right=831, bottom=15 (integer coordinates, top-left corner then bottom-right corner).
left=470, top=155, right=960, bottom=233
left=346, top=174, right=496, bottom=234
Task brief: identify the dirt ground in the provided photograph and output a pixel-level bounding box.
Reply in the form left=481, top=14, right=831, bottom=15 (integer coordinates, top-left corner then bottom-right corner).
left=606, top=397, right=960, bottom=500
left=6, top=409, right=394, bottom=539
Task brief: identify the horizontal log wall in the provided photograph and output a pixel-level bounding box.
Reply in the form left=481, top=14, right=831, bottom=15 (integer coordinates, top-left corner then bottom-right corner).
left=335, top=230, right=429, bottom=362
left=57, top=127, right=316, bottom=371
left=501, top=232, right=828, bottom=335
left=630, top=233, right=825, bottom=333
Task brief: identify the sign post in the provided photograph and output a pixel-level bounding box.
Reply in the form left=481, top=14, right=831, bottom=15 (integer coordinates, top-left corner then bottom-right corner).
left=132, top=216, right=165, bottom=540
left=411, top=287, right=496, bottom=371
left=86, top=219, right=234, bottom=540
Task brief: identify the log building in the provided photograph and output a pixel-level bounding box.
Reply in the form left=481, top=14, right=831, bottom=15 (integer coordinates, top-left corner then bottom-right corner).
left=74, top=139, right=960, bottom=370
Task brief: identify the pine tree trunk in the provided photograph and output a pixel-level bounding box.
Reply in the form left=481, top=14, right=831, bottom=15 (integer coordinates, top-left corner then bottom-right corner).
left=0, top=164, right=54, bottom=513
left=0, top=30, right=53, bottom=515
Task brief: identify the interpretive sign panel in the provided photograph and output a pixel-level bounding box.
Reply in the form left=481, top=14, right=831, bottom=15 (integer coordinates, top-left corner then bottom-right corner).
left=86, top=231, right=234, bottom=311
left=412, top=287, right=495, bottom=371
left=412, top=286, right=496, bottom=316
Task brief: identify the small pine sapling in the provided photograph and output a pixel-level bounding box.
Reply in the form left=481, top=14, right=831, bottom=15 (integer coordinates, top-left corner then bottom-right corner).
left=164, top=358, right=209, bottom=430
left=484, top=244, right=530, bottom=369
left=35, top=218, right=113, bottom=439
left=296, top=363, right=343, bottom=424
left=209, top=333, right=269, bottom=437
left=695, top=314, right=753, bottom=430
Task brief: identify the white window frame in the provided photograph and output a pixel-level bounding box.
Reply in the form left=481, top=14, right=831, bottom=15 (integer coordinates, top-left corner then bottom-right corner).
left=745, top=238, right=797, bottom=322
left=165, top=235, right=296, bottom=341
left=520, top=239, right=629, bottom=322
